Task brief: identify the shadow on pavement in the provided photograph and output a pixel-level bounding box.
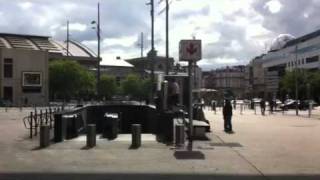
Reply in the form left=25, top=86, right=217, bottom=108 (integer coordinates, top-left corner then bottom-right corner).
left=174, top=150, right=205, bottom=160
left=1, top=173, right=320, bottom=180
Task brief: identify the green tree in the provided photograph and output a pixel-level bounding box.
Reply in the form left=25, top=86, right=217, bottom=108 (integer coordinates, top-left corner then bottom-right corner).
left=49, top=59, right=96, bottom=101
left=121, top=74, right=141, bottom=100
left=279, top=69, right=320, bottom=102
left=99, top=75, right=117, bottom=100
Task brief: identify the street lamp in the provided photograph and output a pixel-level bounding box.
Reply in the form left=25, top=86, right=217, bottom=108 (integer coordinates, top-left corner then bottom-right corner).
left=294, top=45, right=299, bottom=116
left=91, top=3, right=101, bottom=98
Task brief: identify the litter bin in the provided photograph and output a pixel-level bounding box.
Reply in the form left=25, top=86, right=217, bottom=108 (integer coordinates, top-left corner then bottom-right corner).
left=103, top=113, right=119, bottom=139
left=64, top=114, right=78, bottom=140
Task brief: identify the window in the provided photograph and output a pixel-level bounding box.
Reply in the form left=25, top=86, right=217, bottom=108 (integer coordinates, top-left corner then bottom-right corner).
left=4, top=58, right=13, bottom=78
left=306, top=56, right=319, bottom=63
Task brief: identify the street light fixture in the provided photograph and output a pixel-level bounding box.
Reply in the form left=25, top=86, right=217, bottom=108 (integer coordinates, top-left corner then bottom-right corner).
left=91, top=3, right=101, bottom=98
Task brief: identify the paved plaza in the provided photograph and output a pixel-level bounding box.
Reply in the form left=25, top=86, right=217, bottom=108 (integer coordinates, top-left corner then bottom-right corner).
left=0, top=107, right=320, bottom=180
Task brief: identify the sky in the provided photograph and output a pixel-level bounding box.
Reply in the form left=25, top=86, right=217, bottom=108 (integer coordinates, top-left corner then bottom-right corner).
left=0, top=0, right=320, bottom=71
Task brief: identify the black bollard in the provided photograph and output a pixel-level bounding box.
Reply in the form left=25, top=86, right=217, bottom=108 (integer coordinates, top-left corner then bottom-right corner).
left=49, top=108, right=52, bottom=128
left=40, top=110, right=43, bottom=126
left=30, top=112, right=33, bottom=139
left=34, top=110, right=38, bottom=136
left=86, top=124, right=96, bottom=148
left=40, top=125, right=50, bottom=148
left=175, top=124, right=185, bottom=147
left=45, top=109, right=48, bottom=125
left=131, top=124, right=141, bottom=148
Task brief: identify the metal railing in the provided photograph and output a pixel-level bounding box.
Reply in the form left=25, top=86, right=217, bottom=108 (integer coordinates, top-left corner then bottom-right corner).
left=22, top=107, right=62, bottom=139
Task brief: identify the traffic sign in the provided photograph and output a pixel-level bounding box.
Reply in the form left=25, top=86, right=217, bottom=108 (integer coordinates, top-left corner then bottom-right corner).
left=179, top=40, right=202, bottom=61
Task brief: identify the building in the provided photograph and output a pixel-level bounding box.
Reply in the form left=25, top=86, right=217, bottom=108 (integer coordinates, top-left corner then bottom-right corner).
left=0, top=33, right=98, bottom=106
left=250, top=30, right=320, bottom=99
left=244, top=55, right=266, bottom=99
left=203, top=65, right=246, bottom=99
left=100, top=57, right=134, bottom=86
left=125, top=51, right=174, bottom=78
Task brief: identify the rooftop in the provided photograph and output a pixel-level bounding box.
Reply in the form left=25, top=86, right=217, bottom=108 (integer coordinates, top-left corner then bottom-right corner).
left=0, top=33, right=96, bottom=58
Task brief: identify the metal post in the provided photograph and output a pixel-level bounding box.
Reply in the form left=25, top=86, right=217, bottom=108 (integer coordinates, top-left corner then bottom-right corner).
left=254, top=103, right=256, bottom=115
left=163, top=80, right=168, bottom=110
left=165, top=0, right=169, bottom=75
left=49, top=108, right=52, bottom=129
left=97, top=3, right=101, bottom=97
left=34, top=110, right=38, bottom=136
left=140, top=32, right=144, bottom=57
left=295, top=45, right=299, bottom=116
left=188, top=60, right=193, bottom=148
left=45, top=109, right=48, bottom=125
left=40, top=125, right=50, bottom=148
left=131, top=124, right=141, bottom=148
left=308, top=102, right=312, bottom=118
left=30, top=112, right=33, bottom=139
left=66, top=20, right=69, bottom=56
left=86, top=124, right=96, bottom=148
left=240, top=104, right=243, bottom=115
left=40, top=110, right=43, bottom=126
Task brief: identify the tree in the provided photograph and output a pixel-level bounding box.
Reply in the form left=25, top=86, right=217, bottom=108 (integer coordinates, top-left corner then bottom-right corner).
left=98, top=75, right=117, bottom=100
left=279, top=69, right=320, bottom=102
left=121, top=74, right=141, bottom=100
left=121, top=74, right=152, bottom=101
left=49, top=59, right=96, bottom=101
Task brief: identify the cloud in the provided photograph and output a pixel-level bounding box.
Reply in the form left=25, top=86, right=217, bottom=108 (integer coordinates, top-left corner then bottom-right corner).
left=252, top=0, right=320, bottom=37
left=1, top=0, right=318, bottom=71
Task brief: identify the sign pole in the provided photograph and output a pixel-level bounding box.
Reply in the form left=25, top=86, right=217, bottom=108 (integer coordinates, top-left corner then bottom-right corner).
left=179, top=39, right=201, bottom=151
left=188, top=60, right=193, bottom=150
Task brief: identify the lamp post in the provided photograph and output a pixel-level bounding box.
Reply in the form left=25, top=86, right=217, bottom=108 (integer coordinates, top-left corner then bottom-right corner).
left=91, top=3, right=101, bottom=98
left=146, top=0, right=156, bottom=101
left=294, top=45, right=299, bottom=116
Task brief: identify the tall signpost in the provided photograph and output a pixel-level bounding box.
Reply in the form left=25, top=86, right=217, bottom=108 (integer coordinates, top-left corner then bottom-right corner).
left=179, top=39, right=202, bottom=150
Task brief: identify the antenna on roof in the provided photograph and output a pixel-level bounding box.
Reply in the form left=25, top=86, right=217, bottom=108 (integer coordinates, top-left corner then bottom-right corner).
left=66, top=20, right=70, bottom=56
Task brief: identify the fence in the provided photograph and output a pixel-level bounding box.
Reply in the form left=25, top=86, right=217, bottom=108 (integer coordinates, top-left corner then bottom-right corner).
left=22, top=107, right=63, bottom=139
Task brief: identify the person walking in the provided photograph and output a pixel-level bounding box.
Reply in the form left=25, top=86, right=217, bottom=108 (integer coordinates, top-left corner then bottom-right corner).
left=260, top=99, right=266, bottom=115
left=223, top=99, right=233, bottom=132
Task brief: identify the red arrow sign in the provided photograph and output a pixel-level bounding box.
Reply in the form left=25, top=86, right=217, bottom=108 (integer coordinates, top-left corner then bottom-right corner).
left=186, top=43, right=197, bottom=55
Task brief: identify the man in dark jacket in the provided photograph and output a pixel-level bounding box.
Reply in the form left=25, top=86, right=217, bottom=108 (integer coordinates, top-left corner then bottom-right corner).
left=223, top=99, right=233, bottom=132
left=260, top=99, right=266, bottom=115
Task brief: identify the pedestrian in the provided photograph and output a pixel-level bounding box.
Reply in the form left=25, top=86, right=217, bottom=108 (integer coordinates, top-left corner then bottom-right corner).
left=211, top=100, right=216, bottom=112
left=260, top=99, right=266, bottom=115
left=269, top=99, right=274, bottom=114
left=223, top=99, right=233, bottom=132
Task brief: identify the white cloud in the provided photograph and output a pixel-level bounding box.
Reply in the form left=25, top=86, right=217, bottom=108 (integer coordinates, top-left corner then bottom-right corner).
left=61, top=23, right=87, bottom=32
left=264, top=0, right=282, bottom=13
left=18, top=2, right=32, bottom=10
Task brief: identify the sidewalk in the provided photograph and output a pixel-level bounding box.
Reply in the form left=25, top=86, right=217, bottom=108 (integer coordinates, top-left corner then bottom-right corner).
left=0, top=108, right=319, bottom=179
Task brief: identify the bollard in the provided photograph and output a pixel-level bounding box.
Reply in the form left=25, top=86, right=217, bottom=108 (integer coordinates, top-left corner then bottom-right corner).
left=131, top=124, right=141, bottom=148
left=40, top=125, right=50, bottom=148
left=30, top=112, right=33, bottom=139
left=254, top=104, right=256, bottom=115
left=308, top=102, right=312, bottom=118
left=175, top=124, right=185, bottom=147
left=40, top=110, right=43, bottom=126
left=49, top=108, right=52, bottom=128
left=45, top=109, right=48, bottom=125
left=240, top=104, right=243, bottom=115
left=86, top=124, right=96, bottom=147
left=86, top=124, right=96, bottom=148
left=34, top=110, right=38, bottom=136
